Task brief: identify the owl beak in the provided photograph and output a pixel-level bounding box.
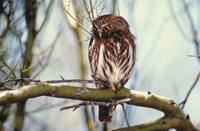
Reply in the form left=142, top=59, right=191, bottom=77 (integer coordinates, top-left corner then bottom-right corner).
left=98, top=30, right=103, bottom=38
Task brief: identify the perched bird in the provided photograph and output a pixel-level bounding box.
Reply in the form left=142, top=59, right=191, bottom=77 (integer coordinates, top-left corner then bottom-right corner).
left=88, top=14, right=136, bottom=122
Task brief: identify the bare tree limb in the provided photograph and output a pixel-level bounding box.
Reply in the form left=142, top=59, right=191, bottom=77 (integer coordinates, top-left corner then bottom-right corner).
left=112, top=116, right=196, bottom=131
left=0, top=83, right=198, bottom=131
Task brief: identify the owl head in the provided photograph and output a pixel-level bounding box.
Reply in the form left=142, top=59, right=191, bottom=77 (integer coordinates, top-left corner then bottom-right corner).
left=92, top=14, right=130, bottom=38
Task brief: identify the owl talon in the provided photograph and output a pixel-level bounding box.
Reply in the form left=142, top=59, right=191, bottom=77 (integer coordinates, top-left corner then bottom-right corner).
left=114, top=90, right=120, bottom=94
left=111, top=88, right=121, bottom=94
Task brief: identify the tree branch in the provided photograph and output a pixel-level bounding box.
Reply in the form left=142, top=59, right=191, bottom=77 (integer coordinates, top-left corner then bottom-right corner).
left=0, top=84, right=198, bottom=130
left=113, top=116, right=195, bottom=131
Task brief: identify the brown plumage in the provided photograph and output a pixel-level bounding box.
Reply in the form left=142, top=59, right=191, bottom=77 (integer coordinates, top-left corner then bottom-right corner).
left=88, top=14, right=136, bottom=122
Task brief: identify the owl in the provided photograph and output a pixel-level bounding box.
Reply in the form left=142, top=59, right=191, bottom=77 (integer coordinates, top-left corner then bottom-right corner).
left=88, top=14, right=135, bottom=122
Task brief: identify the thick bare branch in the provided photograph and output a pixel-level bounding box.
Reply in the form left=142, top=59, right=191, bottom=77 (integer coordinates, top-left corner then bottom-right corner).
left=0, top=83, right=198, bottom=130
left=113, top=116, right=197, bottom=131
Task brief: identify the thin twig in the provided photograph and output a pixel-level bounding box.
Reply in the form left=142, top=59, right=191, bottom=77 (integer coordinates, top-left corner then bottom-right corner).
left=82, top=0, right=93, bottom=22
left=187, top=55, right=200, bottom=58
left=60, top=102, right=86, bottom=111
left=121, top=104, right=130, bottom=127
left=182, top=0, right=200, bottom=56
left=182, top=0, right=198, bottom=39
left=62, top=3, right=91, bottom=35
left=1, top=56, right=17, bottom=78
left=91, top=102, right=96, bottom=122
left=179, top=72, right=200, bottom=109
left=0, top=78, right=107, bottom=86
left=89, top=0, right=94, bottom=20
left=37, top=0, right=54, bottom=34
left=60, top=98, right=131, bottom=111
left=45, top=79, right=105, bottom=85
left=33, top=28, right=63, bottom=78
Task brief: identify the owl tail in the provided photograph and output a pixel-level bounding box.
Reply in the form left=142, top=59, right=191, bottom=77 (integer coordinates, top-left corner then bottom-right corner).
left=99, top=106, right=113, bottom=122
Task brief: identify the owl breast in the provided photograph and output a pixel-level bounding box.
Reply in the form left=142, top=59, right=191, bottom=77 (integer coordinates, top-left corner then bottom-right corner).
left=89, top=36, right=135, bottom=91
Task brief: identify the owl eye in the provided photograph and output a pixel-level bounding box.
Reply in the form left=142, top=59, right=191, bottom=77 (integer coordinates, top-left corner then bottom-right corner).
left=98, top=21, right=104, bottom=26
left=106, top=25, right=113, bottom=30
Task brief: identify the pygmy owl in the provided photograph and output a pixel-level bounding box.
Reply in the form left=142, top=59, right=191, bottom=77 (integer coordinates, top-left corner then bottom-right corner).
left=88, top=14, right=135, bottom=122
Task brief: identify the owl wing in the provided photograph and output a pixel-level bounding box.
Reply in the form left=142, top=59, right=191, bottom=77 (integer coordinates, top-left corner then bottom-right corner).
left=88, top=37, right=94, bottom=63
left=88, top=37, right=99, bottom=77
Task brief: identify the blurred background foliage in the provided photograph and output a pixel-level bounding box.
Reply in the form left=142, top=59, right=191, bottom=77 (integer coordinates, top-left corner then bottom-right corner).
left=0, top=0, right=200, bottom=131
